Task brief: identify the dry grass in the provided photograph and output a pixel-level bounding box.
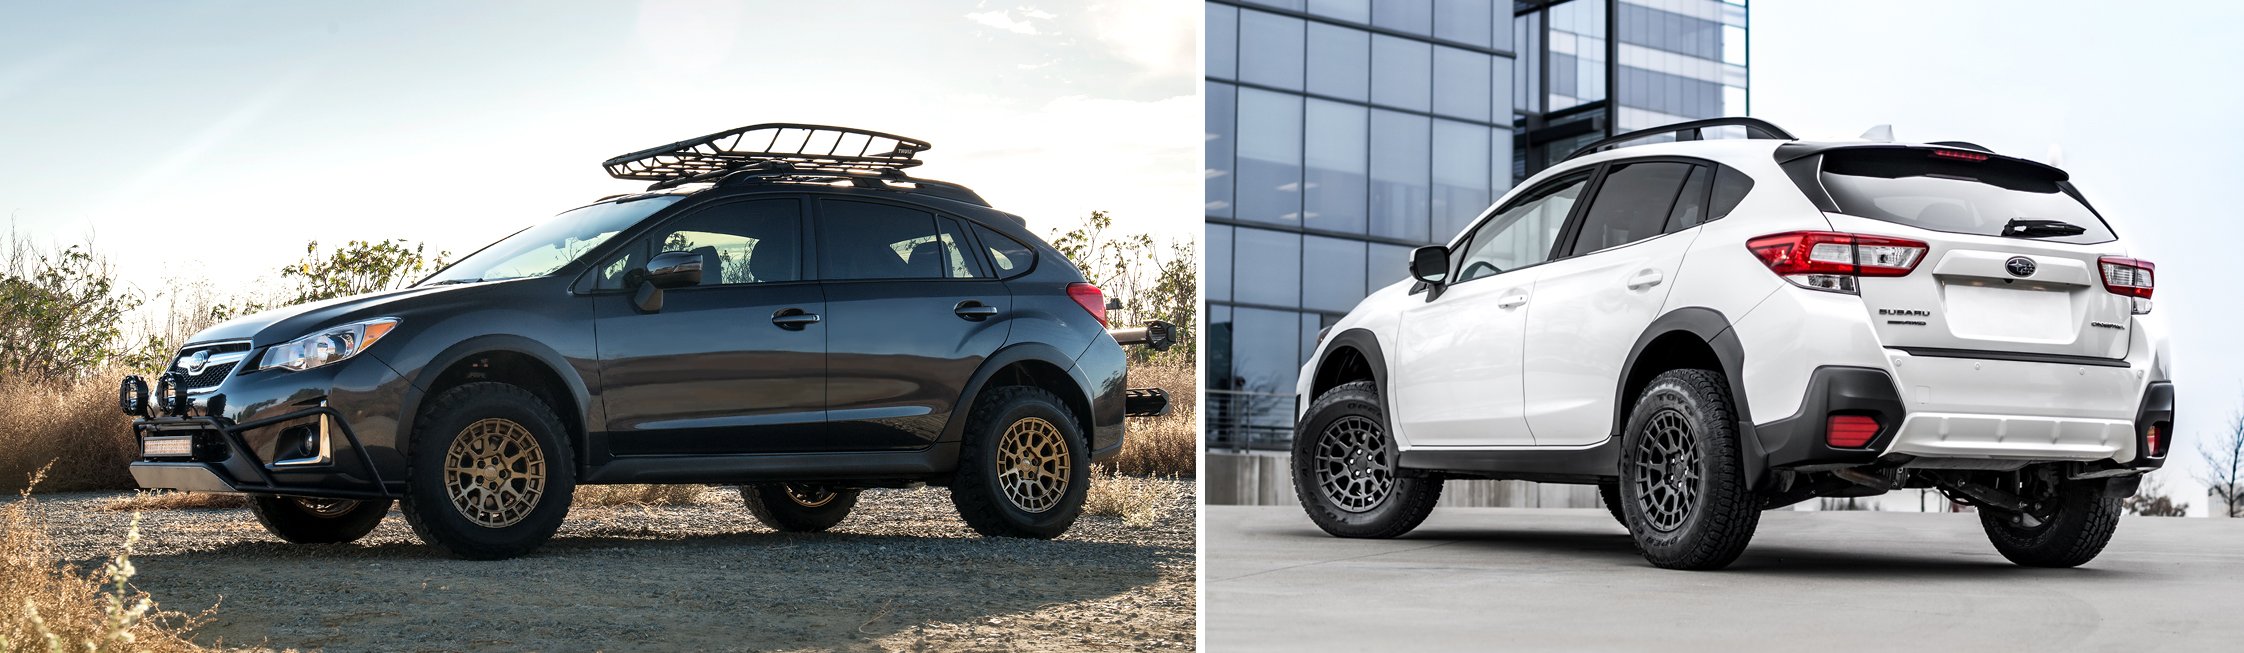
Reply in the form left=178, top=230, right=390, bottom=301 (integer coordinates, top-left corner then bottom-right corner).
left=0, top=372, right=139, bottom=494
left=1083, top=467, right=1185, bottom=527
left=573, top=484, right=716, bottom=507
left=97, top=491, right=247, bottom=512
left=1, top=469, right=214, bottom=652
left=1112, top=357, right=1197, bottom=477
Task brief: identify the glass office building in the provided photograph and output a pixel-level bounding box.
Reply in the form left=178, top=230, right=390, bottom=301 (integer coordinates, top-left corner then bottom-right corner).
left=1206, top=0, right=1750, bottom=448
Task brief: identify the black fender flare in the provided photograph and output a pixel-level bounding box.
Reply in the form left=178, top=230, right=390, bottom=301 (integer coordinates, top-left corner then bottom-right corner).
left=1307, top=328, right=1394, bottom=433
left=939, top=342, right=1096, bottom=444
left=1612, top=307, right=1769, bottom=488
left=396, top=334, right=595, bottom=460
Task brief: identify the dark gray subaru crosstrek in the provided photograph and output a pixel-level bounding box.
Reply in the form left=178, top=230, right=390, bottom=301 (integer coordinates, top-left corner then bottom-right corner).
left=120, top=124, right=1175, bottom=559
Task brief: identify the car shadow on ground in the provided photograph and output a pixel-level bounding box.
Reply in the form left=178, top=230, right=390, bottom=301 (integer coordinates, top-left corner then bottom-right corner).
left=123, top=527, right=1177, bottom=652
left=1275, top=524, right=2119, bottom=580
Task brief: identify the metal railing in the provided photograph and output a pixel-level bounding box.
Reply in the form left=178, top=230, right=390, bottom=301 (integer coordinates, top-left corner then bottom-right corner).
left=1205, top=389, right=1298, bottom=451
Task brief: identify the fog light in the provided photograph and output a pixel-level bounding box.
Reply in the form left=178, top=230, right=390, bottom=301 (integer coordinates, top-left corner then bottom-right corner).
left=118, top=376, right=149, bottom=417
left=1827, top=414, right=1880, bottom=448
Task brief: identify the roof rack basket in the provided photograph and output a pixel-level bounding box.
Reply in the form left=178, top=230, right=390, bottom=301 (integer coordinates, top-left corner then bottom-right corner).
left=1563, top=117, right=1795, bottom=161
left=603, top=123, right=933, bottom=190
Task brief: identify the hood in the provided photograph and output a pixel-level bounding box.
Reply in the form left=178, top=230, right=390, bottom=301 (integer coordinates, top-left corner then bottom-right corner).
left=185, top=283, right=483, bottom=347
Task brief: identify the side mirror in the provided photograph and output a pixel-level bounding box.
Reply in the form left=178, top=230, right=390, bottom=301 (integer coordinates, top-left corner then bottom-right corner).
left=645, top=251, right=704, bottom=289
left=1409, top=245, right=1450, bottom=285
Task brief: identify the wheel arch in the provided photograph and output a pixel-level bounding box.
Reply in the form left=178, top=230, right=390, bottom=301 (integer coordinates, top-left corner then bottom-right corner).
left=1613, top=307, right=1768, bottom=487
left=943, top=342, right=1096, bottom=448
left=400, top=336, right=593, bottom=464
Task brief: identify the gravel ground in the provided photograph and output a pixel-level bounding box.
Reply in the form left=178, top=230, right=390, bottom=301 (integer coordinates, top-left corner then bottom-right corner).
left=27, top=483, right=1196, bottom=652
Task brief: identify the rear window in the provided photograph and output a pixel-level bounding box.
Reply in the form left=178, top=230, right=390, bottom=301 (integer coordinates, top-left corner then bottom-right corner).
left=1806, top=148, right=2116, bottom=245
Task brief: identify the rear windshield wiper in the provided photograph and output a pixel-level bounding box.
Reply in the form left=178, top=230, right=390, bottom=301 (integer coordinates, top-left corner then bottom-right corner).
left=2000, top=218, right=2087, bottom=238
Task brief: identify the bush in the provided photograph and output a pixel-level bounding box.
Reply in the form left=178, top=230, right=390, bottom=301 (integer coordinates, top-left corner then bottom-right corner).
left=1108, top=357, right=1196, bottom=477
left=1083, top=468, right=1185, bottom=527
left=0, top=371, right=137, bottom=494
left=1, top=473, right=213, bottom=652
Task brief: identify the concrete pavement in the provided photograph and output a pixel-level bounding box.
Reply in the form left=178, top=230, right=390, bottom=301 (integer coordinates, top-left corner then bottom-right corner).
left=1206, top=506, right=2244, bottom=652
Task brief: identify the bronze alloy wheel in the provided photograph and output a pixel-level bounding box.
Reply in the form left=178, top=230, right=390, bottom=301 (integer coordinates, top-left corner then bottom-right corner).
left=1315, top=415, right=1394, bottom=513
left=293, top=497, right=360, bottom=518
left=996, top=416, right=1071, bottom=513
left=442, top=417, right=548, bottom=528
left=783, top=484, right=839, bottom=508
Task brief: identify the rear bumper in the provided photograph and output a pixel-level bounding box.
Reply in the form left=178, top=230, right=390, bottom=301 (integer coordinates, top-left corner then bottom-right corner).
left=1752, top=365, right=2172, bottom=471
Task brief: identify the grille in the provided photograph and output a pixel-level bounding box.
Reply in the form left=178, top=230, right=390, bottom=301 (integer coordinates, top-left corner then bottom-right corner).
left=168, top=342, right=251, bottom=391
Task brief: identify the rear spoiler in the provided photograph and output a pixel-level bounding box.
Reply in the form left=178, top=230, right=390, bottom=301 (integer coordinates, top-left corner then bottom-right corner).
left=1772, top=142, right=2071, bottom=181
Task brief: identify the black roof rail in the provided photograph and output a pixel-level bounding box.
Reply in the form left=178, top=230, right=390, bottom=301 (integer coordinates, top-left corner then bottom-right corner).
left=710, top=164, right=991, bottom=207
left=602, top=123, right=934, bottom=191
left=1563, top=117, right=1796, bottom=161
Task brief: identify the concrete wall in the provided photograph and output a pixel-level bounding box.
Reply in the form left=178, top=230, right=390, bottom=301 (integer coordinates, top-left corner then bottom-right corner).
left=1207, top=451, right=1607, bottom=509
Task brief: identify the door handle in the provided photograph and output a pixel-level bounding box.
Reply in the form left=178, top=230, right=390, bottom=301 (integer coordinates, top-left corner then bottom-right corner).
left=953, top=300, right=999, bottom=321
left=1496, top=293, right=1529, bottom=309
left=1626, top=270, right=1664, bottom=290
left=771, top=308, right=820, bottom=330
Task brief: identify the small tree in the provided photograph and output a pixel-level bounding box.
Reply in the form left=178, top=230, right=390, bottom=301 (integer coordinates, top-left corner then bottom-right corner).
left=1048, top=211, right=1196, bottom=362
left=280, top=239, right=448, bottom=305
left=2201, top=406, right=2244, bottom=518
left=0, top=230, right=143, bottom=380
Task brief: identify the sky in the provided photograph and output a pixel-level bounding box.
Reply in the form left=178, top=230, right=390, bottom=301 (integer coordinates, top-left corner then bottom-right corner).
left=0, top=0, right=1199, bottom=291
left=1752, top=0, right=2244, bottom=515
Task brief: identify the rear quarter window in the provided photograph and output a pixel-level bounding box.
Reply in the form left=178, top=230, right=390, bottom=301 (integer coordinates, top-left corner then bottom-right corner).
left=1802, top=148, right=2116, bottom=244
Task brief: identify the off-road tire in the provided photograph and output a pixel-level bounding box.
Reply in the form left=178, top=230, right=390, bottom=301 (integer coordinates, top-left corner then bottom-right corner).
left=1291, top=380, right=1441, bottom=539
left=399, top=382, right=575, bottom=560
left=1979, top=479, right=2123, bottom=568
left=742, top=484, right=861, bottom=532
left=950, top=386, right=1089, bottom=539
left=249, top=495, right=390, bottom=544
left=1596, top=478, right=1626, bottom=526
left=1618, top=369, right=1760, bottom=570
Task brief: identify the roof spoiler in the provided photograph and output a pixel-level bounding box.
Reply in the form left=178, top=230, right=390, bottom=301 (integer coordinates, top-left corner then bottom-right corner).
left=1563, top=117, right=1796, bottom=162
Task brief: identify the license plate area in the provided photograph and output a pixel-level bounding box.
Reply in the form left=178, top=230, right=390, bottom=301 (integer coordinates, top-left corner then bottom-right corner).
left=1942, top=283, right=2074, bottom=342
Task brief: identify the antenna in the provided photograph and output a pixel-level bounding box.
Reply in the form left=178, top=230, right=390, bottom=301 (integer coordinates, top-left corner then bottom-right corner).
left=1859, top=124, right=1894, bottom=142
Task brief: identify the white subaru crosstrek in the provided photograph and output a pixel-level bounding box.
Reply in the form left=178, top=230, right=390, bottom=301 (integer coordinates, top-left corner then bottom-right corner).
left=1291, top=118, right=2171, bottom=571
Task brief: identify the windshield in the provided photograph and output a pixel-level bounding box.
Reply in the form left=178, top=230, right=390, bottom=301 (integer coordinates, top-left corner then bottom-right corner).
left=1807, top=148, right=2116, bottom=245
left=422, top=196, right=683, bottom=285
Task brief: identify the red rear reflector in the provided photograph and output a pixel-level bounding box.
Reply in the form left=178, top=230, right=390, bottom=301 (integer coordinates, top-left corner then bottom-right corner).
left=1826, top=415, right=1880, bottom=448
left=2146, top=424, right=2164, bottom=457
left=1066, top=282, right=1108, bottom=327
left=2097, top=256, right=2155, bottom=299
left=1929, top=149, right=1990, bottom=162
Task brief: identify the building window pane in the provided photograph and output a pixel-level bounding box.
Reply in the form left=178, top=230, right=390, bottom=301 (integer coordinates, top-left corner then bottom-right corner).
left=1239, top=10, right=1305, bottom=91
left=1230, top=307, right=1302, bottom=424
left=1302, top=235, right=1367, bottom=312
left=1432, top=119, right=1491, bottom=242
left=1206, top=82, right=1235, bottom=218
left=1235, top=88, right=1303, bottom=225
left=1432, top=0, right=1492, bottom=48
left=1492, top=52, right=1516, bottom=120
left=1369, top=35, right=1430, bottom=112
left=1305, top=23, right=1369, bottom=102
left=1432, top=46, right=1491, bottom=121
left=1371, top=0, right=1432, bottom=35
left=1207, top=3, right=1237, bottom=80
left=1303, top=99, right=1368, bottom=235
left=1369, top=242, right=1414, bottom=290
left=1208, top=223, right=1233, bottom=302
left=1307, top=0, right=1369, bottom=23
left=1234, top=227, right=1302, bottom=307
left=1369, top=110, right=1430, bottom=242
left=1490, top=126, right=1516, bottom=195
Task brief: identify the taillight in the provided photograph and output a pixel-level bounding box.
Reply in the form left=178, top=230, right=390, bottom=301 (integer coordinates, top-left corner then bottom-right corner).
left=2097, top=257, right=2154, bottom=298
left=1066, top=282, right=1108, bottom=327
left=1826, top=414, right=1880, bottom=448
left=1745, top=231, right=1928, bottom=294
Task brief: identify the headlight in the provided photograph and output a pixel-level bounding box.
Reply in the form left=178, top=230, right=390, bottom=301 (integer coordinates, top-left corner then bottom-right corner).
left=259, top=318, right=400, bottom=372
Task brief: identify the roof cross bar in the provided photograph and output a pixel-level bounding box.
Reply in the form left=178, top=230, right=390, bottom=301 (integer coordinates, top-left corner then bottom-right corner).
left=1563, top=117, right=1796, bottom=162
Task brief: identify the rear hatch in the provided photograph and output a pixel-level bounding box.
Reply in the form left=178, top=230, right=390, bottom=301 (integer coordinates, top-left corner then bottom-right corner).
left=1786, top=145, right=2137, bottom=361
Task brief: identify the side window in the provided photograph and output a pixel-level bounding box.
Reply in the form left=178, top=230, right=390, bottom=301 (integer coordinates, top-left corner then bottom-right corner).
left=973, top=224, right=1037, bottom=278
left=1662, top=165, right=1711, bottom=234
left=818, top=200, right=957, bottom=280
left=656, top=199, right=803, bottom=287
left=1569, top=161, right=1694, bottom=254
left=938, top=218, right=988, bottom=278
left=1709, top=165, right=1754, bottom=220
left=592, top=198, right=803, bottom=290
left=1452, top=172, right=1591, bottom=284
